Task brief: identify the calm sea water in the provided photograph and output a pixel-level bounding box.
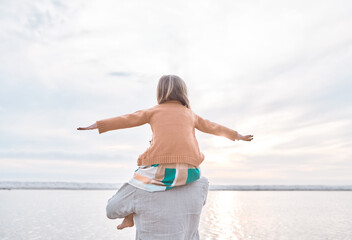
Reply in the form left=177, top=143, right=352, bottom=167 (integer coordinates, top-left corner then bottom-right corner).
left=0, top=190, right=351, bottom=240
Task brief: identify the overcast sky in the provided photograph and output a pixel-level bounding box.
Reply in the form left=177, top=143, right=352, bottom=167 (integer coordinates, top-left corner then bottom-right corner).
left=0, top=0, right=351, bottom=185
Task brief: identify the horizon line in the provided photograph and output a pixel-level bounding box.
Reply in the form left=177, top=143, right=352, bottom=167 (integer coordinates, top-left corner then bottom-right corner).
left=1, top=181, right=352, bottom=191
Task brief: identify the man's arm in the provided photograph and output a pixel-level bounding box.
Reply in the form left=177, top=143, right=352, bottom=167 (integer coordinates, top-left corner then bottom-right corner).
left=106, top=183, right=136, bottom=219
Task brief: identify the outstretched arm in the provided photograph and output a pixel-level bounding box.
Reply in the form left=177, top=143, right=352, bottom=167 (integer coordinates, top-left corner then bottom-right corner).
left=77, top=109, right=149, bottom=134
left=194, top=113, right=253, bottom=141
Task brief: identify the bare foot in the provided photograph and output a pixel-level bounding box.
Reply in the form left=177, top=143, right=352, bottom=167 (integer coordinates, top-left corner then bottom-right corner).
left=117, top=214, right=134, bottom=230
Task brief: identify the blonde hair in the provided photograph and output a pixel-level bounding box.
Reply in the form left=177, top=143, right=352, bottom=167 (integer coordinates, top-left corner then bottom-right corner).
left=157, top=75, right=190, bottom=108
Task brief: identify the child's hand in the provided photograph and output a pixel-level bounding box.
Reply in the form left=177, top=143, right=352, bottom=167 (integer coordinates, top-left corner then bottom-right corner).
left=77, top=127, right=93, bottom=130
left=77, top=122, right=97, bottom=130
left=238, top=134, right=253, bottom=141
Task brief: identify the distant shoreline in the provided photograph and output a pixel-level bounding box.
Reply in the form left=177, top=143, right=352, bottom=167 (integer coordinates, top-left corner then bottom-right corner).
left=1, top=181, right=352, bottom=191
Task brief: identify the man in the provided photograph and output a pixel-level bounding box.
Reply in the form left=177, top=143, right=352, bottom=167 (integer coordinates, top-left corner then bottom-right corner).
left=106, top=177, right=209, bottom=240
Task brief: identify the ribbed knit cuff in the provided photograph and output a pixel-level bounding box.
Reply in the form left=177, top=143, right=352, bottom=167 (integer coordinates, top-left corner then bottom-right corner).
left=96, top=120, right=108, bottom=134
left=229, top=131, right=239, bottom=141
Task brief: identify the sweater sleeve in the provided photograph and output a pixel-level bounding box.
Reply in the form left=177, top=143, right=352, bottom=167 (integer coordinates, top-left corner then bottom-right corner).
left=96, top=109, right=149, bottom=134
left=194, top=113, right=239, bottom=141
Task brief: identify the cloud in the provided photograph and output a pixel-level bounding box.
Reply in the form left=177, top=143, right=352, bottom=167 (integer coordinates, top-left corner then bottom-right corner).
left=107, top=72, right=132, bottom=77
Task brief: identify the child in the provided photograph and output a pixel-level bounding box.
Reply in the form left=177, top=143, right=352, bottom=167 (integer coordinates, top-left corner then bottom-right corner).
left=77, top=75, right=253, bottom=230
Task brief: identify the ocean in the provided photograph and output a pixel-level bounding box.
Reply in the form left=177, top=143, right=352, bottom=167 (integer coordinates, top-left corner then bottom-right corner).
left=0, top=188, right=351, bottom=240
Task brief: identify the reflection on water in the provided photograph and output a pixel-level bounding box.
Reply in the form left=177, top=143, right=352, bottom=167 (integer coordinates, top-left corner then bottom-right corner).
left=199, top=191, right=352, bottom=240
left=200, top=191, right=242, bottom=239
left=0, top=190, right=351, bottom=240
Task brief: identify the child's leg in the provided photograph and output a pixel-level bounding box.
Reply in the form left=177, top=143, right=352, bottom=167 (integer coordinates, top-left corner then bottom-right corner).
left=117, top=213, right=134, bottom=230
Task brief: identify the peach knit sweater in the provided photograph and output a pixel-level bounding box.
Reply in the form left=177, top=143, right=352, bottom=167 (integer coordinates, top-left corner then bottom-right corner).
left=96, top=100, right=239, bottom=167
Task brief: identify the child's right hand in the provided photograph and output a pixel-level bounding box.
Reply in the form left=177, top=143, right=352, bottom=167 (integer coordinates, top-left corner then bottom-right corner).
left=238, top=134, right=253, bottom=141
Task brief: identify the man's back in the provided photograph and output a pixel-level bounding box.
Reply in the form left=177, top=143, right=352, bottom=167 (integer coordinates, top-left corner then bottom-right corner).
left=106, top=177, right=209, bottom=240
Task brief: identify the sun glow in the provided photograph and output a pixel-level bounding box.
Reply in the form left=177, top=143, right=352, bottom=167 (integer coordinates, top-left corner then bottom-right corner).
left=199, top=191, right=244, bottom=239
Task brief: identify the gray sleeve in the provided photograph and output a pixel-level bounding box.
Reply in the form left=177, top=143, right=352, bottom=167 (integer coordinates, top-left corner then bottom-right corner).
left=105, top=183, right=136, bottom=219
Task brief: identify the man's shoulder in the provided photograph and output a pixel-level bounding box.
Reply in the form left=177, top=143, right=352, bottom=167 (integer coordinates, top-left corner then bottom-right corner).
left=189, top=177, right=209, bottom=192
left=197, top=176, right=209, bottom=186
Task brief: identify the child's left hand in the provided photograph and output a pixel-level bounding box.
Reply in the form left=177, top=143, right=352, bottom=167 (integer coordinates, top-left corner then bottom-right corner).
left=239, top=134, right=253, bottom=141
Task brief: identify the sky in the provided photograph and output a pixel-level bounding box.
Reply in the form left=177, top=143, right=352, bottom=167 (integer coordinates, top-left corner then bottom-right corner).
left=0, top=0, right=351, bottom=185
